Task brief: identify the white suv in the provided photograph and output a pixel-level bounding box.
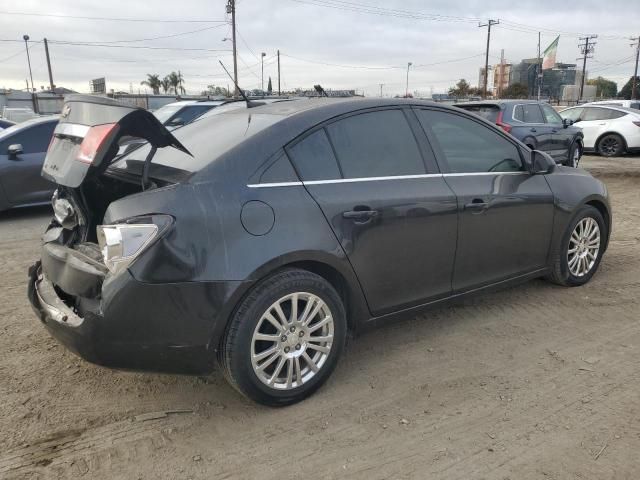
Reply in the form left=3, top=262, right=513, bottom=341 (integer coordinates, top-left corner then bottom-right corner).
left=559, top=105, right=640, bottom=157
left=585, top=100, right=640, bottom=110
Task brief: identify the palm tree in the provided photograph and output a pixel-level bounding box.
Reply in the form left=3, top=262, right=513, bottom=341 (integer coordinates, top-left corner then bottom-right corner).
left=167, top=71, right=185, bottom=95
left=140, top=74, right=162, bottom=95
left=161, top=77, right=171, bottom=94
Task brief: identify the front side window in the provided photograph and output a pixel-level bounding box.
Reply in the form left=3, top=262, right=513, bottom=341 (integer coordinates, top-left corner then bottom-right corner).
left=1, top=122, right=56, bottom=154
left=560, top=107, right=583, bottom=122
left=514, top=104, right=545, bottom=124
left=325, top=110, right=426, bottom=179
left=540, top=104, right=563, bottom=124
left=417, top=109, right=523, bottom=173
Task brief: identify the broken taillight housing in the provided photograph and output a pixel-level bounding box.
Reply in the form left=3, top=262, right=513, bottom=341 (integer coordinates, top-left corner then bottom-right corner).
left=76, top=123, right=118, bottom=164
left=96, top=215, right=172, bottom=274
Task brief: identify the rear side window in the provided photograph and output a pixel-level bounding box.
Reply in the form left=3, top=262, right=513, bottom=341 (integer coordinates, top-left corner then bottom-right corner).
left=513, top=104, right=545, bottom=123
left=166, top=105, right=212, bottom=126
left=417, top=109, right=523, bottom=173
left=325, top=110, right=425, bottom=178
left=287, top=129, right=341, bottom=181
left=583, top=108, right=625, bottom=121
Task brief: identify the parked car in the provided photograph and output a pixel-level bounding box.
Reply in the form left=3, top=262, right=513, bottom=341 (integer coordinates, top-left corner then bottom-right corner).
left=0, top=118, right=16, bottom=130
left=559, top=105, right=640, bottom=157
left=29, top=95, right=610, bottom=406
left=455, top=100, right=584, bottom=167
left=585, top=100, right=640, bottom=110
left=152, top=100, right=228, bottom=128
left=0, top=116, right=58, bottom=212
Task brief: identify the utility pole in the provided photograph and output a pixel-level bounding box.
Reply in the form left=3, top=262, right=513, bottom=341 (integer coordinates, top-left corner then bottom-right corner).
left=261, top=52, right=266, bottom=94
left=405, top=62, right=412, bottom=97
left=577, top=35, right=597, bottom=102
left=178, top=70, right=183, bottom=95
left=43, top=38, right=55, bottom=92
left=277, top=49, right=281, bottom=95
left=22, top=34, right=38, bottom=113
left=537, top=32, right=542, bottom=100
left=226, top=0, right=239, bottom=98
left=379, top=83, right=384, bottom=97
left=479, top=19, right=499, bottom=99
left=497, top=48, right=505, bottom=98
left=631, top=36, right=640, bottom=100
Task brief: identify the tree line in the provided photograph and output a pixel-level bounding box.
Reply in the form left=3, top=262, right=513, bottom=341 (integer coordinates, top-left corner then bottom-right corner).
left=140, top=72, right=185, bottom=95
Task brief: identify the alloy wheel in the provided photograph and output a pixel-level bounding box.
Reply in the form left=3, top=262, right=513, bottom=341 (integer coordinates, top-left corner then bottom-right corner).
left=567, top=217, right=600, bottom=277
left=251, top=292, right=334, bottom=390
left=600, top=137, right=620, bottom=156
left=572, top=145, right=581, bottom=167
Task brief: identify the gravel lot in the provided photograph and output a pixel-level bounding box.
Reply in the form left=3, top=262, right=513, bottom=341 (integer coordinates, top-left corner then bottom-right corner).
left=1, top=155, right=639, bottom=479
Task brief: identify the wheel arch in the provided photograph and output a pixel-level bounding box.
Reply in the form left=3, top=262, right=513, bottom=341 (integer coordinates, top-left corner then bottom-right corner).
left=584, top=198, right=611, bottom=250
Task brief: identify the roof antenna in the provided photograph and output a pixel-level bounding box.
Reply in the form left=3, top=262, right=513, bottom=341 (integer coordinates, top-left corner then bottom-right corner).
left=219, top=61, right=264, bottom=108
left=314, top=84, right=329, bottom=97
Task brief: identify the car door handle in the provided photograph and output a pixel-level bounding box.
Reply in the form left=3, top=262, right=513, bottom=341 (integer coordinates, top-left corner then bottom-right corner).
left=530, top=128, right=537, bottom=132
left=343, top=209, right=379, bottom=220
left=464, top=198, right=489, bottom=212
left=551, top=128, right=559, bottom=133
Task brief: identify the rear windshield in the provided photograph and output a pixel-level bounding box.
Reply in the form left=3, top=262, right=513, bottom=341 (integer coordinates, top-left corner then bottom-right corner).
left=456, top=105, right=499, bottom=122
left=110, top=111, right=282, bottom=174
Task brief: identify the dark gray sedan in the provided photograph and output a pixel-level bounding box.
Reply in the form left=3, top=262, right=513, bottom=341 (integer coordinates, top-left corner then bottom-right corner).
left=0, top=116, right=58, bottom=212
left=29, top=96, right=610, bottom=406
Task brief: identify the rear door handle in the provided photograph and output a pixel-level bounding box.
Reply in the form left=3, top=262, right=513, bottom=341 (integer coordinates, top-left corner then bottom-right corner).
left=343, top=209, right=379, bottom=220
left=464, top=198, right=489, bottom=212
left=530, top=128, right=537, bottom=132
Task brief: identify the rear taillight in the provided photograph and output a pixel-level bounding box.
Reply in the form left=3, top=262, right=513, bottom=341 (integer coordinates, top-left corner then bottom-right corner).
left=496, top=111, right=512, bottom=133
left=76, top=123, right=118, bottom=164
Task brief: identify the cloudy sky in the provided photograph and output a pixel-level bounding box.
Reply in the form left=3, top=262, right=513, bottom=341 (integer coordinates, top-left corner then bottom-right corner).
left=0, top=0, right=638, bottom=97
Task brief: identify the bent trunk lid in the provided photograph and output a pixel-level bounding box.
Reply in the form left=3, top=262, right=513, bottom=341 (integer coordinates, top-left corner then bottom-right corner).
left=42, top=94, right=190, bottom=188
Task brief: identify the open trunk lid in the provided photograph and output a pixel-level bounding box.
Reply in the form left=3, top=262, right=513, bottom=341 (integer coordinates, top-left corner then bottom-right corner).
left=43, top=94, right=190, bottom=188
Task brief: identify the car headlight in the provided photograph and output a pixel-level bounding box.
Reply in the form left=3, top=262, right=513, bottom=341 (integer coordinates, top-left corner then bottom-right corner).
left=96, top=215, right=171, bottom=274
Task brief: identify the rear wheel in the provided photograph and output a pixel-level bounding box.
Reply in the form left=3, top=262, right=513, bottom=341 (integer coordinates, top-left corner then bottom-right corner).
left=220, top=269, right=346, bottom=406
left=546, top=205, right=606, bottom=287
left=597, top=133, right=625, bottom=157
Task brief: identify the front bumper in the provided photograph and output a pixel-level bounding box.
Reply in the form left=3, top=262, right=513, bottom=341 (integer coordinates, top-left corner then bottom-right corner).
left=28, top=249, right=249, bottom=374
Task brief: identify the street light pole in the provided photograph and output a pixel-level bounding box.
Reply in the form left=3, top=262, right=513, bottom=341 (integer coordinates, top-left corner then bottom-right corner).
left=23, top=35, right=35, bottom=93
left=261, top=52, right=266, bottom=94
left=405, top=62, right=412, bottom=97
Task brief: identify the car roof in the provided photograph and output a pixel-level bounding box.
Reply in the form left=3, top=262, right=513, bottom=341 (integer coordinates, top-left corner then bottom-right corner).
left=457, top=100, right=544, bottom=107
left=160, top=100, right=226, bottom=108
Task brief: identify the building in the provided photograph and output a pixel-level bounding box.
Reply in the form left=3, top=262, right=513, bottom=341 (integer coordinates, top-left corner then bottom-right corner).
left=509, top=58, right=582, bottom=100
left=478, top=66, right=494, bottom=93
left=493, top=62, right=512, bottom=97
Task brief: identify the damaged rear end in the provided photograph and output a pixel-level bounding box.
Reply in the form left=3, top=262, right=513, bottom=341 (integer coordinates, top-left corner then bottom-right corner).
left=28, top=95, right=221, bottom=373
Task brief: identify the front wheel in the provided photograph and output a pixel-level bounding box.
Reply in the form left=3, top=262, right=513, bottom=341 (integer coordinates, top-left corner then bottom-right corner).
left=219, top=269, right=346, bottom=406
left=567, top=142, right=582, bottom=168
left=546, top=205, right=606, bottom=287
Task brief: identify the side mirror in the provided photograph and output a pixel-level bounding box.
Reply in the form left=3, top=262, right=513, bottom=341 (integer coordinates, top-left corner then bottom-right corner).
left=7, top=143, right=23, bottom=159
left=562, top=118, right=574, bottom=128
left=531, top=150, right=556, bottom=174
left=166, top=117, right=184, bottom=127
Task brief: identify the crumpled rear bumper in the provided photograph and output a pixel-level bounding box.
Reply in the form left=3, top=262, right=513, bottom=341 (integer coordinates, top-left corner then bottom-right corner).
left=28, top=249, right=248, bottom=375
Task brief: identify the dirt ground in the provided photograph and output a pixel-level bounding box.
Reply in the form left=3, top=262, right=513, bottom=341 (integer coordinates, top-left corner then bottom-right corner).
left=1, top=155, right=639, bottom=480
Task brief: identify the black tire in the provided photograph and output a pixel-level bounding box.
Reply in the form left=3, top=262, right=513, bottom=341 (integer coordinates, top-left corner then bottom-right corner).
left=546, top=205, right=606, bottom=287
left=219, top=269, right=346, bottom=406
left=597, top=133, right=625, bottom=157
left=566, top=142, right=581, bottom=168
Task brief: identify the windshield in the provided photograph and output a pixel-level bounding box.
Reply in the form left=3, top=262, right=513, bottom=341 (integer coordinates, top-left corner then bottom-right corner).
left=111, top=111, right=283, bottom=174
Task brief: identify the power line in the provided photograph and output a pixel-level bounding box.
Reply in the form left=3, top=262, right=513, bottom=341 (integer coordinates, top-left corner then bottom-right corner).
left=46, top=41, right=232, bottom=53
left=0, top=10, right=228, bottom=23
left=66, top=24, right=229, bottom=45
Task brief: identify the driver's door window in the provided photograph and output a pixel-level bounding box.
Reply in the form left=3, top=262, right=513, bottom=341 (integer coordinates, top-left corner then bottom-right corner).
left=416, top=109, right=523, bottom=173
